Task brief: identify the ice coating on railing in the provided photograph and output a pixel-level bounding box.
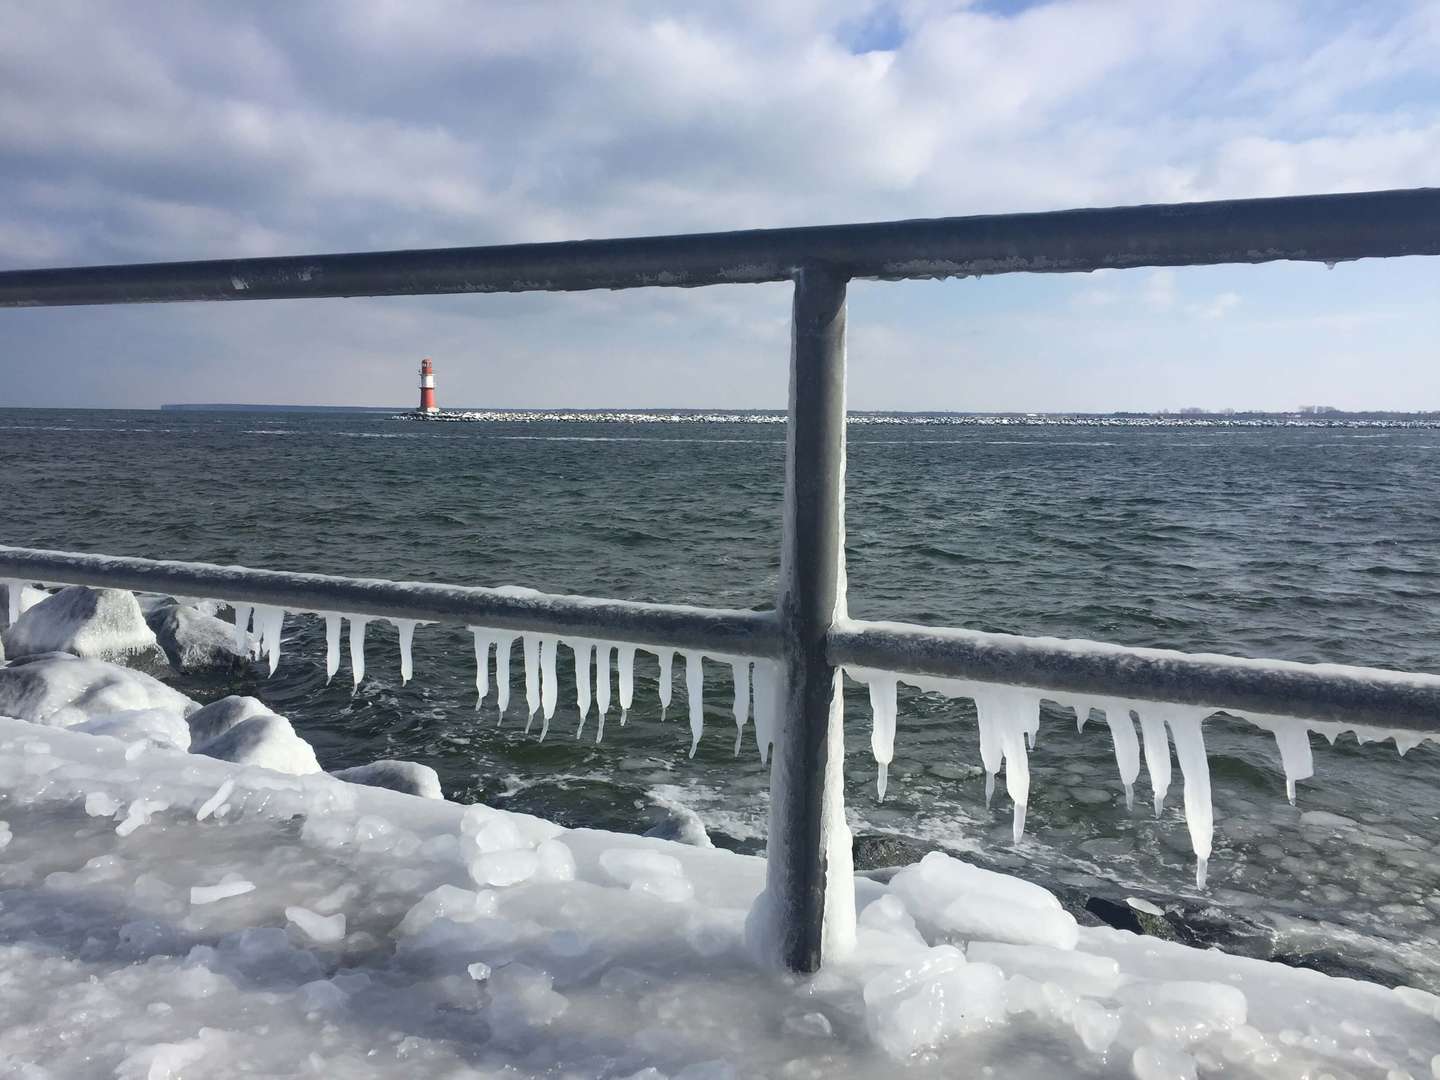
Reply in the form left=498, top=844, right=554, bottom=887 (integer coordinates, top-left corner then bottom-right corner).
left=685, top=652, right=704, bottom=757
left=394, top=619, right=417, bottom=684
left=348, top=617, right=368, bottom=688
left=866, top=673, right=898, bottom=800
left=324, top=613, right=341, bottom=684
left=730, top=659, right=750, bottom=756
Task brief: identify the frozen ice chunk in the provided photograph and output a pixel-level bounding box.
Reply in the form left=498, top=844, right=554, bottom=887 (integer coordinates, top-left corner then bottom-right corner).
left=397, top=884, right=499, bottom=936
left=85, top=790, right=121, bottom=817
left=1131, top=1046, right=1198, bottom=1080
left=191, top=879, right=256, bottom=905
left=535, top=838, right=577, bottom=882
left=2, top=585, right=166, bottom=667
left=470, top=849, right=539, bottom=888
left=196, top=778, right=235, bottom=821
left=286, top=905, right=346, bottom=943
left=890, top=852, right=1076, bottom=949
left=333, top=759, right=442, bottom=799
left=488, top=963, right=569, bottom=1032
left=600, top=847, right=684, bottom=886
left=966, top=941, right=1122, bottom=996
left=862, top=944, right=1007, bottom=1059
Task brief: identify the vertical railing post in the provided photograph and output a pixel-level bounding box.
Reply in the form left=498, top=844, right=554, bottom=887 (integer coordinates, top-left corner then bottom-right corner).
left=764, top=263, right=855, bottom=973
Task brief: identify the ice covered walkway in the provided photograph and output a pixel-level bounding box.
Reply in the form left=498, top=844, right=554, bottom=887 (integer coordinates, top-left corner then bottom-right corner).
left=1, top=717, right=1436, bottom=1079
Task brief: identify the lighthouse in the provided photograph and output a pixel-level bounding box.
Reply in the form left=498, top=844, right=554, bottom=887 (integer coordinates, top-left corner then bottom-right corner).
left=418, top=358, right=438, bottom=413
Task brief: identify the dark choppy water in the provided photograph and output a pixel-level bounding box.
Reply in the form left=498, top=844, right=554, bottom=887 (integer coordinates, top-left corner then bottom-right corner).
left=2, top=409, right=1439, bottom=988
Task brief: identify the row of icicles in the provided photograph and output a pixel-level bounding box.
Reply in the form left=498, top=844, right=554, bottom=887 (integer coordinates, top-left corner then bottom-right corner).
left=231, top=606, right=1409, bottom=891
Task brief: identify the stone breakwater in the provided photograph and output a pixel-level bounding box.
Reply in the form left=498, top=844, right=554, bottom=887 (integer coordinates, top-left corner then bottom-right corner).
left=396, top=409, right=1440, bottom=428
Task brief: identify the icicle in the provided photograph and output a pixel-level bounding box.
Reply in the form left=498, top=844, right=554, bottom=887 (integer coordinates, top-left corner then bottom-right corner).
left=1099, top=699, right=1142, bottom=811
left=1267, top=717, right=1314, bottom=805
left=751, top=660, right=780, bottom=764
left=657, top=648, right=674, bottom=719
left=685, top=652, right=704, bottom=757
left=540, top=637, right=558, bottom=739
left=572, top=639, right=593, bottom=737
left=1165, top=709, right=1214, bottom=890
left=348, top=617, right=369, bottom=688
left=1136, top=708, right=1172, bottom=818
left=4, top=580, right=20, bottom=626
left=972, top=686, right=1038, bottom=841
left=867, top=673, right=898, bottom=800
left=254, top=605, right=284, bottom=677
left=730, top=660, right=751, bottom=757
left=495, top=636, right=515, bottom=721
left=233, top=603, right=253, bottom=653
left=394, top=619, right=417, bottom=685
left=1074, top=701, right=1090, bottom=731
left=324, top=613, right=341, bottom=684
left=974, top=697, right=1003, bottom=810
left=596, top=645, right=612, bottom=743
left=1395, top=732, right=1425, bottom=756
left=522, top=634, right=541, bottom=732
left=618, top=645, right=636, bottom=725
left=471, top=630, right=492, bottom=708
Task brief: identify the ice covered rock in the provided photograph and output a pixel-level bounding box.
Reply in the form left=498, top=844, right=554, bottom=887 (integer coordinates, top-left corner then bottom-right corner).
left=2, top=586, right=168, bottom=669
left=146, top=600, right=256, bottom=673
left=332, top=759, right=443, bottom=799
left=191, top=714, right=321, bottom=775
left=642, top=794, right=714, bottom=848
left=0, top=652, right=197, bottom=728
left=186, top=695, right=277, bottom=744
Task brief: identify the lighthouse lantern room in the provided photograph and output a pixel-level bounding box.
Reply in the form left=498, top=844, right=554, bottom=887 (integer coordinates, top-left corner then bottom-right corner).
left=418, top=358, right=438, bottom=413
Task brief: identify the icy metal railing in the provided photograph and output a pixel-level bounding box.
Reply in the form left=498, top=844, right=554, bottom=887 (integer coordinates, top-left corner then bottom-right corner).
left=4, top=186, right=1440, bottom=974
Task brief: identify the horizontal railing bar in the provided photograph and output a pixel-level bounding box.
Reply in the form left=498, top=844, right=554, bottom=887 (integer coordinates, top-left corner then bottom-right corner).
left=829, top=619, right=1440, bottom=735
left=2, top=188, right=1437, bottom=307
left=0, top=546, right=782, bottom=660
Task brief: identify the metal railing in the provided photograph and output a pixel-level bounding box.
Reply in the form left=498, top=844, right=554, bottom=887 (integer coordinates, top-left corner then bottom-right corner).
left=3, top=187, right=1439, bottom=973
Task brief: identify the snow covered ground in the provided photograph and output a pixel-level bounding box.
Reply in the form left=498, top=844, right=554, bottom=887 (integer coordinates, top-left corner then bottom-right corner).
left=1, top=714, right=1438, bottom=1078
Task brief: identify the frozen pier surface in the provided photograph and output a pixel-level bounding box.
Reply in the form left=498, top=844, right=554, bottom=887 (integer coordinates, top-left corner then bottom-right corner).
left=0, top=718, right=1436, bottom=1078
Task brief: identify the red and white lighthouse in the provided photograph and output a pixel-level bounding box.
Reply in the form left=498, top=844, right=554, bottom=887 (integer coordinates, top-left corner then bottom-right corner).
left=418, top=357, right=438, bottom=413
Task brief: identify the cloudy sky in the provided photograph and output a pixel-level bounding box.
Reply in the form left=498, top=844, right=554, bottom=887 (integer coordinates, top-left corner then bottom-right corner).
left=2, top=0, right=1438, bottom=411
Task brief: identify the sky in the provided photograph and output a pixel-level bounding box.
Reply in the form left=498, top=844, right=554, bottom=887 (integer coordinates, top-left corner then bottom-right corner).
left=1, top=0, right=1438, bottom=412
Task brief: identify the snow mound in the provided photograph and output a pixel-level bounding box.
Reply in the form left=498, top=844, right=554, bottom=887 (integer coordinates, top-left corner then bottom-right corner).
left=146, top=601, right=255, bottom=672
left=333, top=759, right=443, bottom=799
left=2, top=585, right=167, bottom=668
left=0, top=652, right=197, bottom=728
